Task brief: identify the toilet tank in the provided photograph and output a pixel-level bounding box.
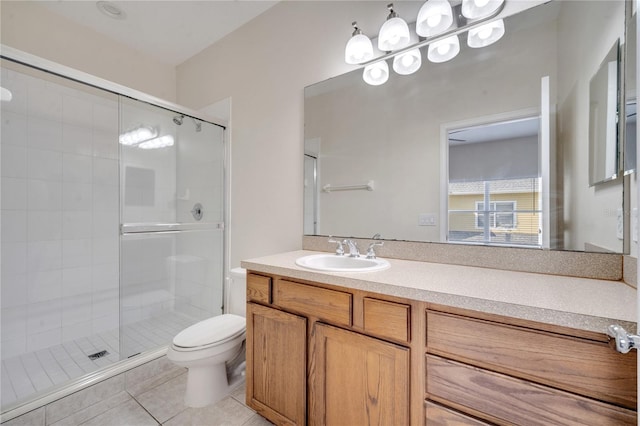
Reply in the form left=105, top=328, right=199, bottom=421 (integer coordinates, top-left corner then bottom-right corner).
left=227, top=267, right=247, bottom=317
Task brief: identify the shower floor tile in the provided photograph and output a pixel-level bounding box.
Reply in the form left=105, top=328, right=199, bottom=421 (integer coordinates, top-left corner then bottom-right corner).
left=1, top=311, right=197, bottom=410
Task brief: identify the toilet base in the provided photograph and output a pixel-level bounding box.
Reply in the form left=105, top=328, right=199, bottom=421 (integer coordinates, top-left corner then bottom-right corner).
left=184, top=362, right=229, bottom=408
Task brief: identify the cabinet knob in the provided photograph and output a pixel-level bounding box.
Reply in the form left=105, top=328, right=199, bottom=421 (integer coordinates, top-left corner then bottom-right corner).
left=607, top=324, right=640, bottom=354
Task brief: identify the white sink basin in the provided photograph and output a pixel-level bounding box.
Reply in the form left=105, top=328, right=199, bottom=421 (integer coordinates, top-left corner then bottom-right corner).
left=295, top=254, right=390, bottom=272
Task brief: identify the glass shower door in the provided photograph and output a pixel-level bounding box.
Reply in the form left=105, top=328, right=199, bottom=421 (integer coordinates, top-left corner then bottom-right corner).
left=119, top=97, right=225, bottom=359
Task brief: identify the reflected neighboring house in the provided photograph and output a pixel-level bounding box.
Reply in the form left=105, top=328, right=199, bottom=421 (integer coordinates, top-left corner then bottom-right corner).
left=448, top=177, right=542, bottom=247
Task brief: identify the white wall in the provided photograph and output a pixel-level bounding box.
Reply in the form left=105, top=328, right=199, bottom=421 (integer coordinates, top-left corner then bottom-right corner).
left=557, top=0, right=625, bottom=252
left=176, top=1, right=388, bottom=267
left=0, top=1, right=177, bottom=102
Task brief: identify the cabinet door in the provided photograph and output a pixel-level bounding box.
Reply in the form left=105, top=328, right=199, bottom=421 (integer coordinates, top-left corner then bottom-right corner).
left=310, top=323, right=410, bottom=426
left=246, top=303, right=306, bottom=426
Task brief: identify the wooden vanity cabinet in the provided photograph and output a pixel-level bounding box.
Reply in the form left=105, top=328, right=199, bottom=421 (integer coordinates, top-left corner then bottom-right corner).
left=425, top=307, right=638, bottom=425
left=246, top=271, right=637, bottom=426
left=310, top=323, right=410, bottom=426
left=246, top=272, right=413, bottom=426
left=246, top=302, right=307, bottom=425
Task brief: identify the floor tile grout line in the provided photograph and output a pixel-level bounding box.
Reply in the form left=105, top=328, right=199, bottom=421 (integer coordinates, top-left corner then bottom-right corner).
left=130, top=394, right=163, bottom=425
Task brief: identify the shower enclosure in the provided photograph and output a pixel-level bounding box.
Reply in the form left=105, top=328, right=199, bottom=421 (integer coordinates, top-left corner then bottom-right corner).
left=0, top=56, right=226, bottom=414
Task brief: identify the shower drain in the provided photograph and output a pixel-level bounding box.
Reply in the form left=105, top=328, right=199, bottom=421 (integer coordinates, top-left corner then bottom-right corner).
left=88, top=350, right=109, bottom=360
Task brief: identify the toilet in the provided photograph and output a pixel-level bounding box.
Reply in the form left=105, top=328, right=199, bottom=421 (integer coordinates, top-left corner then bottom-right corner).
left=167, top=267, right=247, bottom=407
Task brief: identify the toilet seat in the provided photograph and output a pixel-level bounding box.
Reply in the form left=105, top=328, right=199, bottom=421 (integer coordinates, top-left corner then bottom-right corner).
left=172, top=314, right=246, bottom=352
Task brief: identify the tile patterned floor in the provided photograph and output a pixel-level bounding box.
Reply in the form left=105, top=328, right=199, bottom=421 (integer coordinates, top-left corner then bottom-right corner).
left=3, top=376, right=272, bottom=426
left=1, top=312, right=196, bottom=410
left=2, top=351, right=271, bottom=426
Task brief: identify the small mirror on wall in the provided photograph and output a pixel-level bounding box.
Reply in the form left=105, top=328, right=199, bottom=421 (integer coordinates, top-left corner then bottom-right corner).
left=589, top=39, right=620, bottom=186
left=624, top=10, right=636, bottom=175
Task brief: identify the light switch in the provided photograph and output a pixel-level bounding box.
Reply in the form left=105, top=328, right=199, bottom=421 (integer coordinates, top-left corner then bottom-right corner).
left=419, top=213, right=436, bottom=226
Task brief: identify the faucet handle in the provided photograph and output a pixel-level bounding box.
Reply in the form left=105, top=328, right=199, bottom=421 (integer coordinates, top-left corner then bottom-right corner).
left=366, top=234, right=384, bottom=259
left=328, top=236, right=345, bottom=256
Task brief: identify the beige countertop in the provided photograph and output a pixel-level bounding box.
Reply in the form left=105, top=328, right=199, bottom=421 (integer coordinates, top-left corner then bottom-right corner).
left=241, top=250, right=637, bottom=334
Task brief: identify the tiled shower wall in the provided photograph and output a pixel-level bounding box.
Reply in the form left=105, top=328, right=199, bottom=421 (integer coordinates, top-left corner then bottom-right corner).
left=1, top=66, right=120, bottom=359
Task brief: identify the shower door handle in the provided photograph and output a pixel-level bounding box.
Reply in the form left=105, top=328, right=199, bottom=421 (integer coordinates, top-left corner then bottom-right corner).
left=120, top=222, right=224, bottom=235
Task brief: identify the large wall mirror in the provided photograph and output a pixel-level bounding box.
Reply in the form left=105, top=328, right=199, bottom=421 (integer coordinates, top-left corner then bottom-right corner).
left=304, top=0, right=636, bottom=254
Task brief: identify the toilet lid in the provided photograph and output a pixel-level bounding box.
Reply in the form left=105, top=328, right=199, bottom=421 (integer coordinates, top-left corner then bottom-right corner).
left=173, top=314, right=246, bottom=349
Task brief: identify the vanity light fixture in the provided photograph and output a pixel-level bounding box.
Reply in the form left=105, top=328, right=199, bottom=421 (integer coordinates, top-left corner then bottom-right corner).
left=138, top=135, right=175, bottom=150
left=378, top=4, right=411, bottom=52
left=119, top=126, right=157, bottom=146
left=427, top=35, right=460, bottom=63
left=363, top=61, right=390, bottom=86
left=393, top=48, right=422, bottom=75
left=345, top=22, right=374, bottom=64
left=467, top=19, right=505, bottom=48
left=416, top=0, right=454, bottom=37
left=461, top=0, right=505, bottom=20
left=345, top=0, right=507, bottom=85
left=0, top=86, right=12, bottom=102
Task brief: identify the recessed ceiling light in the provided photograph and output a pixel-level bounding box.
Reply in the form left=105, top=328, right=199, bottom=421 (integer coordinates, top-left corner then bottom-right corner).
left=96, top=1, right=126, bottom=20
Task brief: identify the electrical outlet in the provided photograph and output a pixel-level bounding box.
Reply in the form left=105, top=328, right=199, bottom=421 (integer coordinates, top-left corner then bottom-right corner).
left=419, top=213, right=436, bottom=226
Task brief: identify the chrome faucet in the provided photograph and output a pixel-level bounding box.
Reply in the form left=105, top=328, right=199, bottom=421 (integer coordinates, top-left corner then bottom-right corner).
left=328, top=236, right=345, bottom=256
left=343, top=239, right=360, bottom=257
left=366, top=233, right=384, bottom=259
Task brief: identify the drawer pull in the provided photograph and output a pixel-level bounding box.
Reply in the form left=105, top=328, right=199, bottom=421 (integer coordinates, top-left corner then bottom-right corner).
left=607, top=324, right=640, bottom=354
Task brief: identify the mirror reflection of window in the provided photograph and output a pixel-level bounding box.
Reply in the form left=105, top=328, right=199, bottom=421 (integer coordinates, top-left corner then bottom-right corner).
left=447, top=116, right=542, bottom=247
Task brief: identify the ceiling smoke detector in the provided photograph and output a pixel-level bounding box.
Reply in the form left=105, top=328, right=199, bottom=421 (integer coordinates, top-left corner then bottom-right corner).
left=96, top=1, right=126, bottom=20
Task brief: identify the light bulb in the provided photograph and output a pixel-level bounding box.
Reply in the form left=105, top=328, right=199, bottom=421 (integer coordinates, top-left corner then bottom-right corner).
left=427, top=14, right=442, bottom=28
left=138, top=135, right=175, bottom=150
left=345, top=26, right=374, bottom=65
left=467, top=19, right=505, bottom=48
left=437, top=44, right=451, bottom=55
left=416, top=0, right=454, bottom=37
left=378, top=5, right=411, bottom=52
left=119, top=126, right=157, bottom=146
left=0, top=87, right=12, bottom=102
left=427, top=35, right=460, bottom=63
left=478, top=27, right=493, bottom=40
left=363, top=61, right=390, bottom=85
left=393, top=48, right=421, bottom=75
left=461, top=0, right=504, bottom=19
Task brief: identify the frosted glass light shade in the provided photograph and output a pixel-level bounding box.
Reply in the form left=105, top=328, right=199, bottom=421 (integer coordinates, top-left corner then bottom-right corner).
left=416, top=0, right=454, bottom=37
left=393, top=49, right=422, bottom=75
left=345, top=34, right=374, bottom=64
left=428, top=35, right=460, bottom=62
left=467, top=19, right=505, bottom=48
left=363, top=61, right=390, bottom=85
left=378, top=17, right=411, bottom=51
left=461, top=0, right=504, bottom=19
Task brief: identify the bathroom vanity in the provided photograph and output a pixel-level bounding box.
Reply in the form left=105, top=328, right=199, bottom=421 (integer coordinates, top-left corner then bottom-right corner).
left=242, top=250, right=637, bottom=426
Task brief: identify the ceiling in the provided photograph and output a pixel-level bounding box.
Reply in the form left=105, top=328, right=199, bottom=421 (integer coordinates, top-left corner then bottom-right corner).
left=37, top=1, right=279, bottom=66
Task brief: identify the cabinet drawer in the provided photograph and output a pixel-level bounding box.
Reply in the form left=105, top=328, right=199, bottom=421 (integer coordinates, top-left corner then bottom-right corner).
left=275, top=280, right=351, bottom=326
left=247, top=273, right=271, bottom=304
left=363, top=298, right=410, bottom=343
left=426, top=311, right=637, bottom=409
left=425, top=401, right=491, bottom=426
left=426, top=355, right=637, bottom=425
